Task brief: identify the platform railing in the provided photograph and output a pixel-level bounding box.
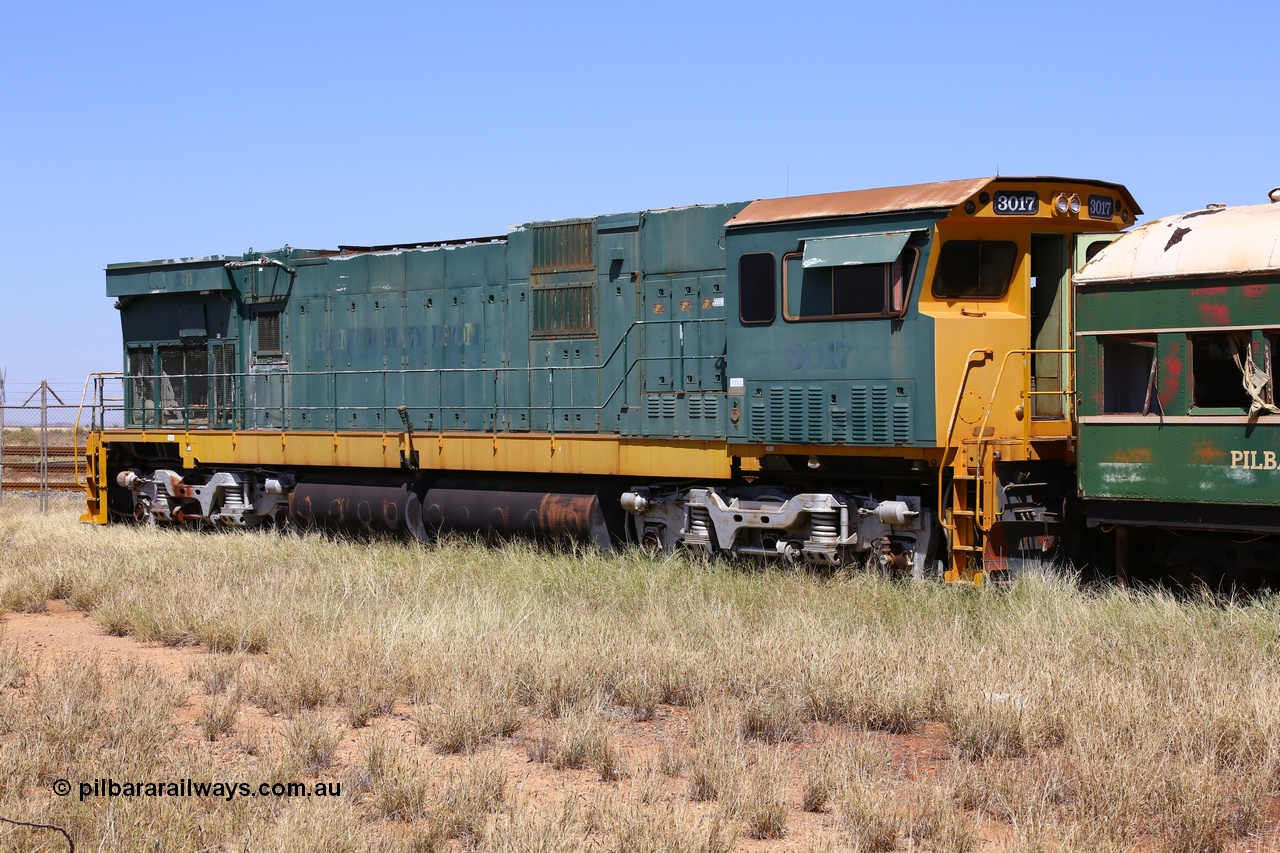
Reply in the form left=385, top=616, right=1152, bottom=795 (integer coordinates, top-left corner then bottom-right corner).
left=84, top=317, right=730, bottom=436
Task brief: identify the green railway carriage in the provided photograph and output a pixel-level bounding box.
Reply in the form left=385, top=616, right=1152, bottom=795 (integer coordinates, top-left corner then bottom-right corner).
left=1075, top=199, right=1280, bottom=582
left=84, top=176, right=1139, bottom=580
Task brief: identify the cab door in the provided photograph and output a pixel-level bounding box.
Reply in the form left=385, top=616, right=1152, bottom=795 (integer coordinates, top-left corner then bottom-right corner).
left=1075, top=233, right=1121, bottom=271
left=1030, top=234, right=1070, bottom=419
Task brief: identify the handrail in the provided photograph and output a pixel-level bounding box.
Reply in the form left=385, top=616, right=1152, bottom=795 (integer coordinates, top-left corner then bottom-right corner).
left=975, top=348, right=1076, bottom=456
left=74, top=372, right=125, bottom=486
left=938, top=347, right=1078, bottom=567
left=937, top=349, right=992, bottom=549
left=95, top=316, right=731, bottom=435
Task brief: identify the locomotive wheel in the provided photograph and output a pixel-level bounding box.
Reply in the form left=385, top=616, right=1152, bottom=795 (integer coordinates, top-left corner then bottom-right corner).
left=133, top=497, right=154, bottom=525
left=640, top=528, right=663, bottom=555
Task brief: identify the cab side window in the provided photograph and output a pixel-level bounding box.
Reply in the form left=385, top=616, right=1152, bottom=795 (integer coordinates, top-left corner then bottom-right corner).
left=931, top=240, right=1018, bottom=299
left=739, top=253, right=776, bottom=325
left=783, top=246, right=917, bottom=321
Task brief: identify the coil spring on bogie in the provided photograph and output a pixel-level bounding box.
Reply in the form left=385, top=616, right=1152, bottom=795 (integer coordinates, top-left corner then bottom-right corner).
left=688, top=505, right=712, bottom=545
left=810, top=510, right=839, bottom=546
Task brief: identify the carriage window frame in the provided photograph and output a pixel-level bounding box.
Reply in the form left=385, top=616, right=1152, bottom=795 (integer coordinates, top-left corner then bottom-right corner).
left=930, top=239, right=1019, bottom=300
left=738, top=252, right=777, bottom=326
left=1189, top=332, right=1252, bottom=413
left=1098, top=334, right=1157, bottom=414
left=1270, top=332, right=1279, bottom=406
left=781, top=244, right=918, bottom=323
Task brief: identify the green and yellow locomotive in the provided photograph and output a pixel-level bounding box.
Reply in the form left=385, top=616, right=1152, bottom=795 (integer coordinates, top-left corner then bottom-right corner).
left=83, top=177, right=1142, bottom=581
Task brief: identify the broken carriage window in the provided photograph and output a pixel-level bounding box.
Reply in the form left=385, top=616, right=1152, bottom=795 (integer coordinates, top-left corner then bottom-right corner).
left=1191, top=333, right=1251, bottom=411
left=1271, top=333, right=1280, bottom=406
left=1099, top=335, right=1156, bottom=414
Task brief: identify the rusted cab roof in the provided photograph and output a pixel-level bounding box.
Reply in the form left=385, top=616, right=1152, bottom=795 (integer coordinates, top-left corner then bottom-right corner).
left=726, top=176, right=1140, bottom=228
left=1076, top=202, right=1280, bottom=284
left=726, top=178, right=992, bottom=227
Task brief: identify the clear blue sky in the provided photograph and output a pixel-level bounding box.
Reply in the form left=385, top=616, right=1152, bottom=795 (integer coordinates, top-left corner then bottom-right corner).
left=2, top=0, right=1276, bottom=389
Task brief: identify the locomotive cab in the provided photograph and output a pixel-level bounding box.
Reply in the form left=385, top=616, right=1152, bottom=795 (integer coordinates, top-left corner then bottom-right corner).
left=720, top=178, right=1139, bottom=580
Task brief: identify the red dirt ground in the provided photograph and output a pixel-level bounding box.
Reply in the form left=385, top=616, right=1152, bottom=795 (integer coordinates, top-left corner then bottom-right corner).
left=3, top=602, right=1277, bottom=851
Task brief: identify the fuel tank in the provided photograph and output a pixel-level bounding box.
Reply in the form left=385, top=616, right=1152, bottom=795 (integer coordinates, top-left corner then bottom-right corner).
left=290, top=477, right=428, bottom=542
left=422, top=478, right=620, bottom=550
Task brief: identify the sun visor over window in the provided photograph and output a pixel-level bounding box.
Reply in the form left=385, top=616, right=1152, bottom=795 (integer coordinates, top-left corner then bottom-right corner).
left=801, top=231, right=914, bottom=269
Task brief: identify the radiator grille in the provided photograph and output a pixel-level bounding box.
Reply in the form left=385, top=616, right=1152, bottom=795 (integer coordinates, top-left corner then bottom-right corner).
left=531, top=283, right=595, bottom=338
left=871, top=386, right=889, bottom=444
left=128, top=348, right=155, bottom=417
left=830, top=407, right=848, bottom=441
left=256, top=310, right=281, bottom=354
left=850, top=388, right=868, bottom=443
left=768, top=387, right=786, bottom=441
left=130, top=344, right=211, bottom=424
left=212, top=343, right=237, bottom=426
left=647, top=393, right=677, bottom=419
left=893, top=397, right=912, bottom=444
left=743, top=383, right=912, bottom=446
left=531, top=222, right=593, bottom=273
left=749, top=400, right=766, bottom=440
left=808, top=387, right=825, bottom=441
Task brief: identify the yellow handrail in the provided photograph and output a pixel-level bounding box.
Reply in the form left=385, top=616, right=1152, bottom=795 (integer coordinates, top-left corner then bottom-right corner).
left=74, top=372, right=125, bottom=487
left=937, top=349, right=992, bottom=543
left=938, top=348, right=1079, bottom=568
left=974, top=348, right=1076, bottom=456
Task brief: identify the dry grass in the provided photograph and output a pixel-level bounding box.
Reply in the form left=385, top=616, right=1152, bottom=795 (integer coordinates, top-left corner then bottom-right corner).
left=197, top=688, right=241, bottom=741
left=414, top=683, right=522, bottom=754
left=526, top=705, right=621, bottom=780
left=279, top=713, right=341, bottom=774
left=0, top=502, right=1278, bottom=848
left=432, top=752, right=508, bottom=841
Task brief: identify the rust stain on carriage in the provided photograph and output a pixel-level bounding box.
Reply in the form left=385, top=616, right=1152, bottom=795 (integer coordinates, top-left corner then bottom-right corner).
left=1110, top=448, right=1153, bottom=464
left=1243, top=283, right=1269, bottom=298
left=1191, top=441, right=1228, bottom=465
left=537, top=493, right=596, bottom=536
left=1189, top=286, right=1230, bottom=297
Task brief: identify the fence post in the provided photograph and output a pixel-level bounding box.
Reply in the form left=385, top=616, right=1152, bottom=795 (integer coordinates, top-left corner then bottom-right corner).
left=40, top=381, right=49, bottom=514
left=0, top=373, right=5, bottom=510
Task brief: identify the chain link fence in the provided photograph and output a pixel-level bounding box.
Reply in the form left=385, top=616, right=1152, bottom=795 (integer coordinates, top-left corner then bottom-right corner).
left=0, top=378, right=89, bottom=513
